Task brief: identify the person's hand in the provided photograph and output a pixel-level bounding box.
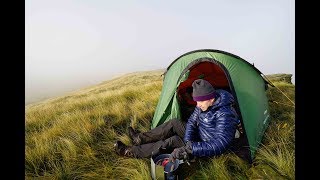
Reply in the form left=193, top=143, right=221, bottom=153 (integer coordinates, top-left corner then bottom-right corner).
left=169, top=142, right=192, bottom=161
left=170, top=147, right=188, bottom=160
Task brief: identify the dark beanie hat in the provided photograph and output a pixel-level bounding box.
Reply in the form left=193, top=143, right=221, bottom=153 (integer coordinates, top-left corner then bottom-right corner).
left=192, top=79, right=215, bottom=101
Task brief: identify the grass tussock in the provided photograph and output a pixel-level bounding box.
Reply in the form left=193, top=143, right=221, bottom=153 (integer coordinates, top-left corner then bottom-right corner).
left=26, top=71, right=294, bottom=179
left=190, top=154, right=250, bottom=180
left=113, top=158, right=151, bottom=180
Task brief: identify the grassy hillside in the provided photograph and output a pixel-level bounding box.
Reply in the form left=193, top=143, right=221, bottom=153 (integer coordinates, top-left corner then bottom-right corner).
left=25, top=70, right=295, bottom=179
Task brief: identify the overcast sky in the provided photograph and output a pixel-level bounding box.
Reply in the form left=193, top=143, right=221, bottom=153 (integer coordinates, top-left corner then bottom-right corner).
left=25, top=0, right=295, bottom=105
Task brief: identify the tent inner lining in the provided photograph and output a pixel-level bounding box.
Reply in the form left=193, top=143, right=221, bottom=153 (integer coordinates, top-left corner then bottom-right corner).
left=177, top=61, right=230, bottom=120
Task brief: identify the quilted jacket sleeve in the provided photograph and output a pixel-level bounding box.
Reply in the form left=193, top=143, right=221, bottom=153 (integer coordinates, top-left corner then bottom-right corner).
left=191, top=112, right=238, bottom=157
left=184, top=107, right=201, bottom=143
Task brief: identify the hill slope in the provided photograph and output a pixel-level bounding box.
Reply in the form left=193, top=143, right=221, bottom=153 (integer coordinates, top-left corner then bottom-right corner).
left=25, top=70, right=295, bottom=179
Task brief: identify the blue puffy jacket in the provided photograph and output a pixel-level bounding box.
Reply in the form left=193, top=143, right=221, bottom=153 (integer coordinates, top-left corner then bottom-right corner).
left=184, top=89, right=239, bottom=157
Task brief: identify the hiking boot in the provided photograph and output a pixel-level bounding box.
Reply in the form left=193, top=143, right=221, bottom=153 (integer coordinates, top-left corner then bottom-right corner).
left=114, top=141, right=134, bottom=157
left=128, top=127, right=142, bottom=145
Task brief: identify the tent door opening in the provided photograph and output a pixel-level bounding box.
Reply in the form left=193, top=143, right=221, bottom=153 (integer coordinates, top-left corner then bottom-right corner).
left=176, top=61, right=230, bottom=121
left=176, top=60, right=251, bottom=162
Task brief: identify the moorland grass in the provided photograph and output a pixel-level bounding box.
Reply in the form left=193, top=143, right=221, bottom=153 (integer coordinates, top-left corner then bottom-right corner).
left=26, top=71, right=295, bottom=179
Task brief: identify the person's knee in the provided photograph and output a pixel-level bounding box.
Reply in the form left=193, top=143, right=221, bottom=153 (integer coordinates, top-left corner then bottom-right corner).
left=170, top=119, right=186, bottom=132
left=170, top=118, right=181, bottom=126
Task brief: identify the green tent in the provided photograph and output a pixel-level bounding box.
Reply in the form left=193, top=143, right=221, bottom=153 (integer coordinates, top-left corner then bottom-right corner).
left=151, top=49, right=272, bottom=162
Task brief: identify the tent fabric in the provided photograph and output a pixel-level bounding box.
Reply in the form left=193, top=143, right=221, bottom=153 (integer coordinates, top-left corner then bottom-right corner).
left=151, top=49, right=271, bottom=161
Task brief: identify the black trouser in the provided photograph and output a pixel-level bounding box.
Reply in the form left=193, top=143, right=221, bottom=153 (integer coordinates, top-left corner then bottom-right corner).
left=131, top=119, right=187, bottom=158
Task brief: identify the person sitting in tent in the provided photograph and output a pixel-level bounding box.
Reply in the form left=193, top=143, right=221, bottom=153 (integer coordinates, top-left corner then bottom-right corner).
left=114, top=79, right=239, bottom=160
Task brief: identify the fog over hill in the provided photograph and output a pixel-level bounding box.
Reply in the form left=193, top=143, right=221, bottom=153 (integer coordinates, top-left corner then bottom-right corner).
left=26, top=72, right=124, bottom=105
left=25, top=69, right=166, bottom=105
left=25, top=70, right=293, bottom=106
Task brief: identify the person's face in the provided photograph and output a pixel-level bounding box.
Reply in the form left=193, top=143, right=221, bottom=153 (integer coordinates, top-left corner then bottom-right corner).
left=196, top=98, right=214, bottom=111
